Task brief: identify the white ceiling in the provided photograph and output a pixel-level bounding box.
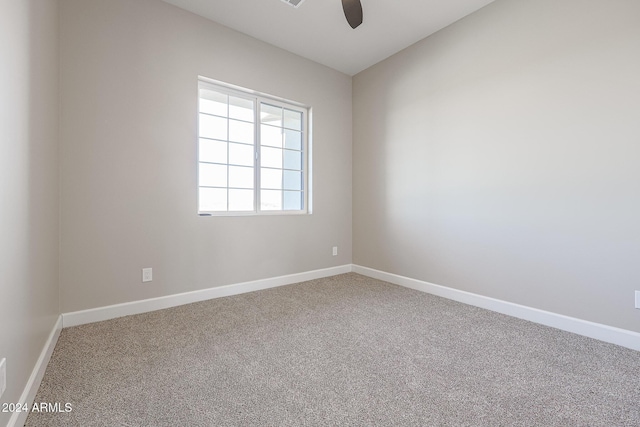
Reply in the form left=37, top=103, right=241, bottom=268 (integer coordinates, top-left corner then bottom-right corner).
left=162, top=0, right=495, bottom=76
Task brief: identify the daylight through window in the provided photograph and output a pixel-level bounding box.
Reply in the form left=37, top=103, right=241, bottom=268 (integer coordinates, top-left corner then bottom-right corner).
left=198, top=79, right=309, bottom=215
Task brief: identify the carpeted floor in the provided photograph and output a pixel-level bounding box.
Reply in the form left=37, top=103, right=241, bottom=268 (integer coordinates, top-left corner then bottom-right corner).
left=26, top=273, right=640, bottom=426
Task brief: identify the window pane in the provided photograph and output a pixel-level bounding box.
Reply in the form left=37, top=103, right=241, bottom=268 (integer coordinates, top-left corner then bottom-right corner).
left=198, top=80, right=308, bottom=215
left=229, top=142, right=254, bottom=167
left=284, top=109, right=302, bottom=130
left=229, top=119, right=253, bottom=144
left=261, top=104, right=282, bottom=126
left=261, top=168, right=282, bottom=190
left=284, top=150, right=302, bottom=170
left=229, top=166, right=253, bottom=189
left=261, top=190, right=282, bottom=211
left=261, top=125, right=283, bottom=148
left=229, top=189, right=254, bottom=211
left=284, top=191, right=302, bottom=210
left=261, top=146, right=282, bottom=169
left=284, top=129, right=301, bottom=150
left=199, top=139, right=226, bottom=164
left=229, top=96, right=254, bottom=122
left=199, top=90, right=227, bottom=117
left=199, top=187, right=227, bottom=211
left=199, top=163, right=227, bottom=187
left=199, top=114, right=227, bottom=140
left=283, top=170, right=302, bottom=191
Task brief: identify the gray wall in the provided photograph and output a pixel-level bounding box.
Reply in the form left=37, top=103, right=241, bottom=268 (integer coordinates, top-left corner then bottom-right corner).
left=353, top=0, right=640, bottom=332
left=59, top=0, right=353, bottom=313
left=0, top=0, right=60, bottom=424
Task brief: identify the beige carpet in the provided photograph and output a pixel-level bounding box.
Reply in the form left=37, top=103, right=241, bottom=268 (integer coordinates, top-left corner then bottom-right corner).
left=26, top=273, right=640, bottom=426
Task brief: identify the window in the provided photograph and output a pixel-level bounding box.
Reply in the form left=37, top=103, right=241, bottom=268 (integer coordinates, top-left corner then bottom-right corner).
left=197, top=79, right=309, bottom=215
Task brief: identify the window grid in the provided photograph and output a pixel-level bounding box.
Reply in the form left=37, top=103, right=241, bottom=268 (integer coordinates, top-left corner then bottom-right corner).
left=198, top=80, right=308, bottom=215
left=258, top=102, right=305, bottom=212
left=225, top=100, right=230, bottom=211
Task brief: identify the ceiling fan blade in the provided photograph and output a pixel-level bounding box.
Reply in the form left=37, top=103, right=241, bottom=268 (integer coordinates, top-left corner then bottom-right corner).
left=342, top=0, right=363, bottom=29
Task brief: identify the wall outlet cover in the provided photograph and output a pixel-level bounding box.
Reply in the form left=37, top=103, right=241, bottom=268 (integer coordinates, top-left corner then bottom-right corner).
left=142, top=268, right=153, bottom=283
left=0, top=358, right=6, bottom=399
left=635, top=291, right=640, bottom=309
left=332, top=246, right=338, bottom=256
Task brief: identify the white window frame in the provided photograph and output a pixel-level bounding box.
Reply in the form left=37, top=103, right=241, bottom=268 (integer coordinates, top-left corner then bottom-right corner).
left=197, top=77, right=311, bottom=216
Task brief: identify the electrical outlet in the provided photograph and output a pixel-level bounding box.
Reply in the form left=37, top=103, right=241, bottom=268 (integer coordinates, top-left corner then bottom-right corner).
left=142, top=268, right=153, bottom=283
left=0, top=358, right=6, bottom=399
left=332, top=246, right=338, bottom=256
left=635, top=291, right=640, bottom=309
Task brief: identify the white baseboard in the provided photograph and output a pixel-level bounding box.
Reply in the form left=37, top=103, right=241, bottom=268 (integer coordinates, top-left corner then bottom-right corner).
left=62, top=265, right=352, bottom=328
left=8, top=316, right=62, bottom=427
left=352, top=265, right=640, bottom=352
left=57, top=262, right=639, bottom=350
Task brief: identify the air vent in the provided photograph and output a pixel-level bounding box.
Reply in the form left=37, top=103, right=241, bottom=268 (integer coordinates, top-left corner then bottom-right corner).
left=281, top=0, right=305, bottom=8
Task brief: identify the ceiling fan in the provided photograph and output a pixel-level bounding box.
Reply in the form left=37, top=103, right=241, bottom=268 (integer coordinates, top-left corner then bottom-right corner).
left=342, top=0, right=363, bottom=29
left=282, top=0, right=363, bottom=29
